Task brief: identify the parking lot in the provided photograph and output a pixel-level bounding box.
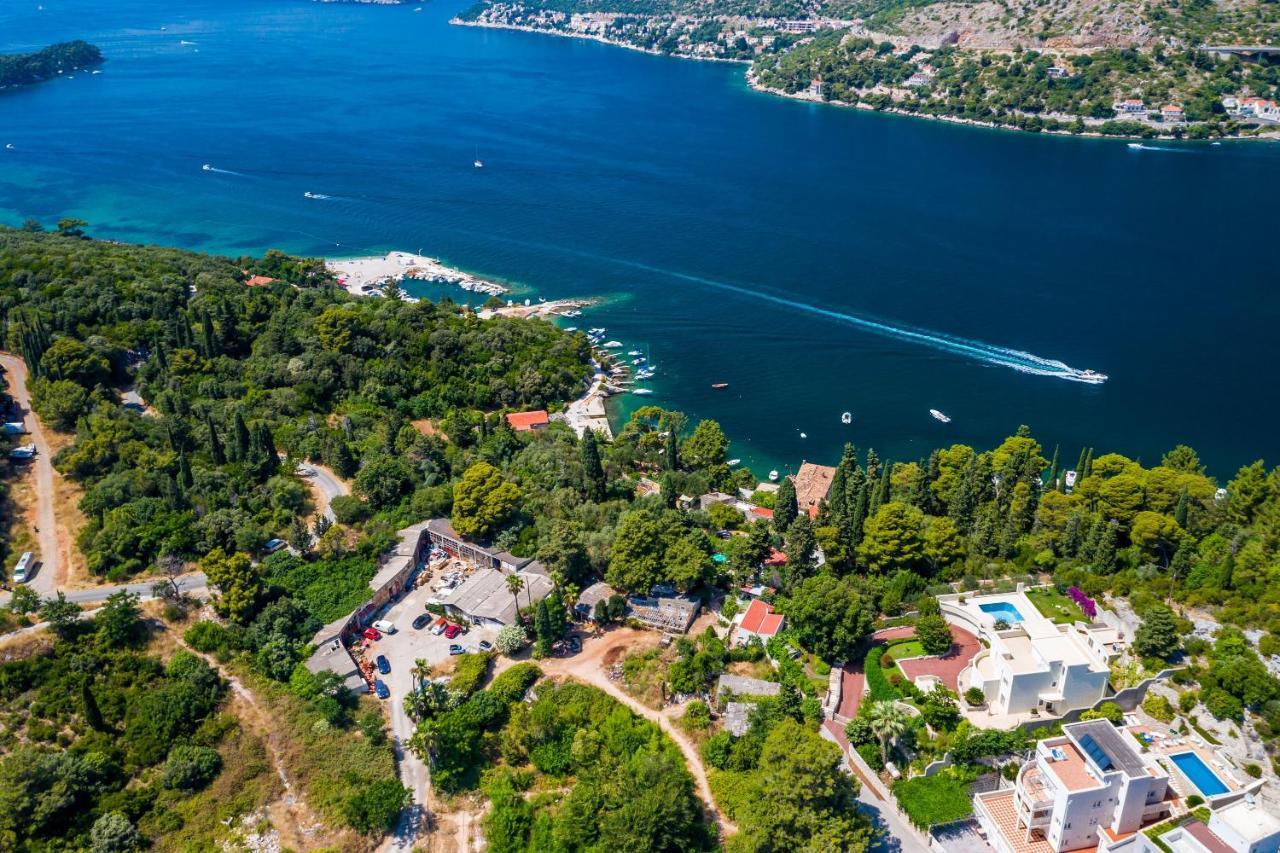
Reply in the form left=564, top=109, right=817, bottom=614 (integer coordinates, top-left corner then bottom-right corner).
left=358, top=566, right=498, bottom=708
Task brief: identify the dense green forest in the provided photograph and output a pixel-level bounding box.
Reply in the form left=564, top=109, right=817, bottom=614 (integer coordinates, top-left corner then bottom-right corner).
left=0, top=41, right=103, bottom=89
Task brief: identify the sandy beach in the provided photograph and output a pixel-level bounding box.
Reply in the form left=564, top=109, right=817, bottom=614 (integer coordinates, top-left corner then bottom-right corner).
left=326, top=251, right=509, bottom=297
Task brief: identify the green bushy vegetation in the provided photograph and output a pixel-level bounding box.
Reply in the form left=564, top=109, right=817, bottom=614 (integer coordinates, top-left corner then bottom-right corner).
left=0, top=41, right=103, bottom=89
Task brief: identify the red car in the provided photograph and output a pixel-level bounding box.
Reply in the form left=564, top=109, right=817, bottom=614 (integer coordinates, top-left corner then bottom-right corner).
left=443, top=624, right=461, bottom=639
left=362, top=626, right=381, bottom=641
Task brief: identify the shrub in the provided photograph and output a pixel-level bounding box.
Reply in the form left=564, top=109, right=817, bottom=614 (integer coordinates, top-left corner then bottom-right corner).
left=916, top=615, right=954, bottom=656
left=184, top=620, right=235, bottom=655
left=494, top=624, right=528, bottom=656
left=1245, top=763, right=1263, bottom=779
left=1142, top=694, right=1176, bottom=724
left=857, top=741, right=883, bottom=771
left=449, top=653, right=492, bottom=697
left=845, top=716, right=874, bottom=747
left=1187, top=795, right=1204, bottom=808
left=489, top=663, right=541, bottom=704
left=893, top=767, right=978, bottom=828
left=329, top=495, right=370, bottom=525
left=680, top=700, right=711, bottom=732
left=964, top=687, right=986, bottom=706
left=864, top=645, right=900, bottom=701
left=161, top=745, right=222, bottom=791
left=1178, top=690, right=1199, bottom=713
left=1080, top=702, right=1124, bottom=725
left=342, top=779, right=409, bottom=834
left=880, top=652, right=894, bottom=669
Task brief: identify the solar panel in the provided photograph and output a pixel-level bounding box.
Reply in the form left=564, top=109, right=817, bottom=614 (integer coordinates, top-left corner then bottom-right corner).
left=1078, top=734, right=1113, bottom=771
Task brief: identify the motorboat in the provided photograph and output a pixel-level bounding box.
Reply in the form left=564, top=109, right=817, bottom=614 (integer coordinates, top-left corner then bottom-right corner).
left=1077, top=369, right=1108, bottom=384
left=768, top=470, right=779, bottom=482
left=727, top=458, right=741, bottom=466
left=632, top=388, right=653, bottom=395
left=841, top=412, right=852, bottom=424
left=711, top=383, right=728, bottom=389
left=627, top=350, right=642, bottom=356
left=603, top=341, right=623, bottom=348
left=930, top=409, right=952, bottom=423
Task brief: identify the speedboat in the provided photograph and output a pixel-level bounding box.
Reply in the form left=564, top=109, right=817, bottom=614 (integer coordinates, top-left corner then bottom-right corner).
left=632, top=357, right=646, bottom=365
left=202, top=163, right=212, bottom=171
left=841, top=412, right=852, bottom=424
left=632, top=388, right=653, bottom=395
left=711, top=383, right=728, bottom=389
left=799, top=432, right=807, bottom=439
left=474, top=159, right=483, bottom=168
left=930, top=409, right=952, bottom=424
left=604, top=341, right=623, bottom=348
left=1078, top=369, right=1108, bottom=384
left=627, top=350, right=642, bottom=356
left=768, top=470, right=779, bottom=482
left=727, top=458, right=741, bottom=466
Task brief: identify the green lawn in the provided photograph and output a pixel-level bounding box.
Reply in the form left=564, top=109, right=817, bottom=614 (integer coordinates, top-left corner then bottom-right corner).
left=1025, top=587, right=1080, bottom=624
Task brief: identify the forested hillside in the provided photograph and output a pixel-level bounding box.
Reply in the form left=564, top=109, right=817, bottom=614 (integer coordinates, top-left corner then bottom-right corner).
left=0, top=41, right=103, bottom=89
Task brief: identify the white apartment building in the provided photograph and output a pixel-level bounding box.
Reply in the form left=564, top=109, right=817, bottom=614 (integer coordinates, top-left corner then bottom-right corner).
left=1149, top=797, right=1280, bottom=853
left=976, top=720, right=1179, bottom=853
left=942, top=589, right=1124, bottom=719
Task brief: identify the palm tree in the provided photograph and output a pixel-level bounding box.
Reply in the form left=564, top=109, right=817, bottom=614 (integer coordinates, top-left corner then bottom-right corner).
left=411, top=658, right=432, bottom=692
left=868, top=700, right=909, bottom=767
left=506, top=574, right=525, bottom=620
left=407, top=720, right=439, bottom=764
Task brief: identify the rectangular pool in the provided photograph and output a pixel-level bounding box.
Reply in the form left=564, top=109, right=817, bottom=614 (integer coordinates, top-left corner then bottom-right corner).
left=1169, top=751, right=1230, bottom=797
left=978, top=602, right=1025, bottom=623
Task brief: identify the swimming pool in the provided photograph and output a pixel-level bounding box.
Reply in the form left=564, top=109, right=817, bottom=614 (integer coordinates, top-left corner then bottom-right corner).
left=978, top=602, right=1025, bottom=623
left=1169, top=751, right=1230, bottom=797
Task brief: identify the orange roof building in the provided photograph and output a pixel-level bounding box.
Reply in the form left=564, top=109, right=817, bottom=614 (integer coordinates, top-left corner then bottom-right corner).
left=505, top=410, right=549, bottom=432
left=792, top=462, right=837, bottom=518
left=244, top=275, right=277, bottom=287
left=737, top=599, right=785, bottom=643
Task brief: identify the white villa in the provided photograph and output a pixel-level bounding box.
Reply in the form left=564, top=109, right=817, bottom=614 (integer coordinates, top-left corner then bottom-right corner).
left=1149, top=797, right=1280, bottom=853
left=976, top=720, right=1179, bottom=853
left=942, top=588, right=1125, bottom=720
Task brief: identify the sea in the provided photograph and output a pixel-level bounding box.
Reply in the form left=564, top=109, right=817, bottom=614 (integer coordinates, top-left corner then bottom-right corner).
left=3, top=0, right=1279, bottom=481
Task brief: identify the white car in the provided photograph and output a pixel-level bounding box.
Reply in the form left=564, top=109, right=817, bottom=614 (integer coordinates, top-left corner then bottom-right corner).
left=372, top=620, right=397, bottom=635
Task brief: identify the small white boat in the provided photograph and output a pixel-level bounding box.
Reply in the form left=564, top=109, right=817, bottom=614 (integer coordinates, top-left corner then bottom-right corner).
left=474, top=158, right=483, bottom=168
left=1077, top=369, right=1108, bottom=384
left=565, top=326, right=577, bottom=332
left=632, top=358, right=646, bottom=365
left=632, top=388, right=653, bottom=395
left=930, top=409, right=952, bottom=423
left=768, top=470, right=779, bottom=482
left=4, top=144, right=13, bottom=150
left=841, top=412, right=852, bottom=424
left=603, top=341, right=623, bottom=348
left=727, top=458, right=741, bottom=466
left=202, top=163, right=212, bottom=171
left=799, top=432, right=807, bottom=439
left=627, top=350, right=642, bottom=356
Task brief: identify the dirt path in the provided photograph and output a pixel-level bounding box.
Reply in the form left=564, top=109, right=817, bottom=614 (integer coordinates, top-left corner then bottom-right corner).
left=536, top=628, right=737, bottom=837
left=0, top=353, right=66, bottom=594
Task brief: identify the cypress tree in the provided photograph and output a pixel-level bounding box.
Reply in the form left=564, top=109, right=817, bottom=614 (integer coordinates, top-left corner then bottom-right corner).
left=909, top=459, right=930, bottom=511
left=1082, top=448, right=1095, bottom=480
left=828, top=443, right=856, bottom=521
left=774, top=477, right=797, bottom=533
left=81, top=678, right=105, bottom=731
left=949, top=457, right=980, bottom=533
left=1174, top=488, right=1189, bottom=529
left=1063, top=512, right=1084, bottom=557
left=233, top=410, right=251, bottom=460
left=206, top=413, right=225, bottom=466
left=1094, top=521, right=1118, bottom=574
left=1074, top=447, right=1089, bottom=483
left=849, top=468, right=869, bottom=550
left=581, top=429, right=605, bottom=501
left=200, top=310, right=217, bottom=358
left=664, top=428, right=679, bottom=471
left=878, top=461, right=893, bottom=507
left=1047, top=444, right=1060, bottom=491
left=178, top=451, right=193, bottom=492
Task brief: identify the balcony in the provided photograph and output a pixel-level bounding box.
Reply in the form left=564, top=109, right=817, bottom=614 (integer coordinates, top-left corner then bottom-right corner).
left=1016, top=765, right=1055, bottom=817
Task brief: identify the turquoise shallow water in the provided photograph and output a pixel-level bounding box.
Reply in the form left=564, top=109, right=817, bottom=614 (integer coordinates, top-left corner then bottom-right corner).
left=3, top=0, right=1279, bottom=479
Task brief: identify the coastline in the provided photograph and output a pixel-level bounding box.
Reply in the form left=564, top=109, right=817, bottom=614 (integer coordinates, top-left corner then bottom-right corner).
left=326, top=251, right=509, bottom=297
left=449, top=18, right=750, bottom=65
left=451, top=18, right=1275, bottom=142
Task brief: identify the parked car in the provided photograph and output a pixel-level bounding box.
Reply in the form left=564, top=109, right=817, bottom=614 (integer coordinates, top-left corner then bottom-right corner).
left=566, top=635, right=582, bottom=653
left=448, top=644, right=465, bottom=656
left=11, top=552, right=33, bottom=585
left=412, top=614, right=432, bottom=630
left=372, top=619, right=396, bottom=635
left=264, top=538, right=288, bottom=554
left=375, top=654, right=390, bottom=674
left=478, top=640, right=493, bottom=652
left=362, top=627, right=381, bottom=641
left=431, top=619, right=447, bottom=636
left=443, top=624, right=461, bottom=639
left=374, top=679, right=390, bottom=699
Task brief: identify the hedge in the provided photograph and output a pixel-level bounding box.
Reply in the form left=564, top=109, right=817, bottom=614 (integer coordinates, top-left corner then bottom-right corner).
left=864, top=644, right=900, bottom=702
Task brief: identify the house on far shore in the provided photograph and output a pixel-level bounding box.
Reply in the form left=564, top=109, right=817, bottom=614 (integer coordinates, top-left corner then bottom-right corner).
left=792, top=462, right=836, bottom=519
left=733, top=599, right=785, bottom=647
left=1114, top=98, right=1146, bottom=115
left=1161, top=104, right=1186, bottom=123
left=1047, top=66, right=1069, bottom=78
left=505, top=409, right=549, bottom=432
left=244, top=275, right=276, bottom=287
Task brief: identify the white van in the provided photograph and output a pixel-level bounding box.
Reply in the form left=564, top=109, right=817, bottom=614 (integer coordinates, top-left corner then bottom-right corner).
left=372, top=619, right=397, bottom=635
left=11, top=551, right=33, bottom=584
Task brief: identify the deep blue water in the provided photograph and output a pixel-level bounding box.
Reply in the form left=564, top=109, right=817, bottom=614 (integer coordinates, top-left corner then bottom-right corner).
left=3, top=0, right=1279, bottom=480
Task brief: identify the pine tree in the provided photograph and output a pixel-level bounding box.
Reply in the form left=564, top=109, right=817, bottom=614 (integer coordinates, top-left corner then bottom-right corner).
left=580, top=429, right=605, bottom=501
left=774, top=477, right=798, bottom=533
left=206, top=413, right=225, bottom=466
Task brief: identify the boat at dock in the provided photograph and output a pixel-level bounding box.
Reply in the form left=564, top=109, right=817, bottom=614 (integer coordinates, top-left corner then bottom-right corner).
left=603, top=341, right=623, bottom=348
left=632, top=388, right=654, bottom=395
left=627, top=350, right=642, bottom=356
left=930, top=409, right=952, bottom=423
left=768, top=470, right=779, bottom=482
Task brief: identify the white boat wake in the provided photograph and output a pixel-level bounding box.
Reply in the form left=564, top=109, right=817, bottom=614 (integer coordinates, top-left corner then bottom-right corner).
left=596, top=255, right=1107, bottom=384
left=201, top=163, right=245, bottom=176
left=1127, top=143, right=1192, bottom=154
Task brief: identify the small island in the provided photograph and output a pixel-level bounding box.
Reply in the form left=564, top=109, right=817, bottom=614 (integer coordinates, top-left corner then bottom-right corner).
left=0, top=41, right=103, bottom=91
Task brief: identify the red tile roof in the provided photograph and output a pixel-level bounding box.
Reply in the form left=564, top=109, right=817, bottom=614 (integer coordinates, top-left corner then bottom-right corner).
left=764, top=548, right=787, bottom=566
left=245, top=275, right=277, bottom=287
left=505, top=410, right=549, bottom=431
left=740, top=599, right=784, bottom=637
left=750, top=506, right=774, bottom=519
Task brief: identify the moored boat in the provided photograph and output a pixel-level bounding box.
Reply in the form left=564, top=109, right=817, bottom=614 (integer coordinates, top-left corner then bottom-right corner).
left=711, top=382, right=728, bottom=389
left=930, top=409, right=952, bottom=423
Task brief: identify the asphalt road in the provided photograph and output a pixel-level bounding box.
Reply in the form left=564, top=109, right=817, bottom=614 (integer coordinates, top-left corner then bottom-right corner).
left=1, top=352, right=61, bottom=596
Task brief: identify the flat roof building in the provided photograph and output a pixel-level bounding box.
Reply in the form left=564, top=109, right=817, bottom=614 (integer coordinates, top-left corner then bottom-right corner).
left=440, top=567, right=554, bottom=629
left=942, top=588, right=1124, bottom=721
